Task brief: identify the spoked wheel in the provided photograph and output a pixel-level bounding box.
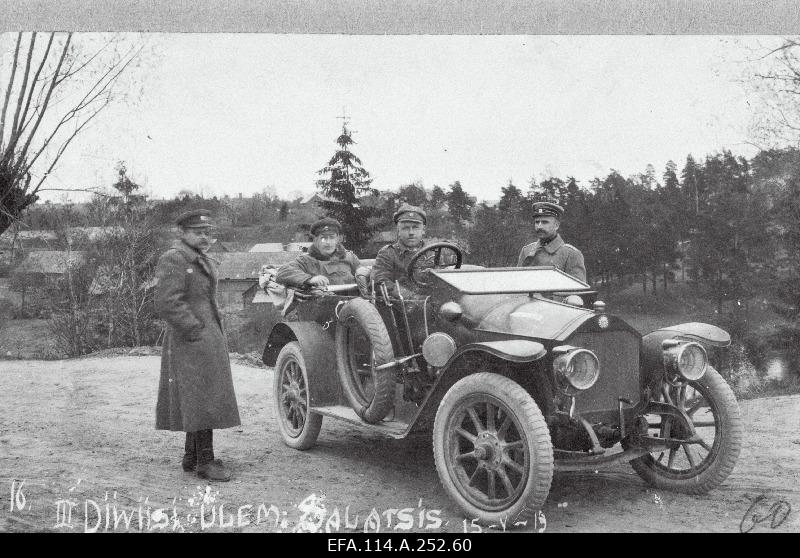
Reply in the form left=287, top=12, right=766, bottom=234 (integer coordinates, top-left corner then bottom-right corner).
left=274, top=341, right=322, bottom=450
left=335, top=298, right=395, bottom=423
left=433, top=373, right=553, bottom=525
left=630, top=366, right=742, bottom=493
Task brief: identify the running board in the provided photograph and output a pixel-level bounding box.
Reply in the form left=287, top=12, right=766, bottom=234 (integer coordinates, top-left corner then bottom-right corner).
left=554, top=447, right=650, bottom=471
left=313, top=405, right=410, bottom=438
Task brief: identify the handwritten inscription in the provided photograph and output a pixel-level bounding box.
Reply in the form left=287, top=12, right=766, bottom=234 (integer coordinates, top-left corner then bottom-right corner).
left=740, top=495, right=792, bottom=533
left=9, top=479, right=27, bottom=513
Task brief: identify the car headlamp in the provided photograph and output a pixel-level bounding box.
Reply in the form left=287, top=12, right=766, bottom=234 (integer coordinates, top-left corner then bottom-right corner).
left=552, top=346, right=600, bottom=394
left=662, top=339, right=707, bottom=381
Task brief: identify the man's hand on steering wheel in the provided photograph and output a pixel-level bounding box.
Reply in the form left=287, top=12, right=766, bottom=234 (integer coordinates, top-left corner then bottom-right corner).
left=406, top=242, right=463, bottom=287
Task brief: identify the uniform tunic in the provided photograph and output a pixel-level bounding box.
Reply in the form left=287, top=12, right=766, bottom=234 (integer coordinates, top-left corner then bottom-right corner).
left=155, top=240, right=241, bottom=432
left=371, top=240, right=424, bottom=295
left=276, top=244, right=360, bottom=288
left=517, top=234, right=587, bottom=282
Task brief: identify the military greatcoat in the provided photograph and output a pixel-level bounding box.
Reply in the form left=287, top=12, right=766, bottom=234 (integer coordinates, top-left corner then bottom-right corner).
left=517, top=234, right=587, bottom=282
left=155, top=240, right=241, bottom=432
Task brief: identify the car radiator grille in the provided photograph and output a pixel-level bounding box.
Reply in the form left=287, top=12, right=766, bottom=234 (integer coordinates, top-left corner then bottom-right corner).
left=566, top=330, right=640, bottom=416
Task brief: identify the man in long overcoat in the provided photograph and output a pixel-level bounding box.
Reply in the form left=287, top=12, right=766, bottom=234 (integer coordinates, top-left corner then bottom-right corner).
left=155, top=209, right=240, bottom=481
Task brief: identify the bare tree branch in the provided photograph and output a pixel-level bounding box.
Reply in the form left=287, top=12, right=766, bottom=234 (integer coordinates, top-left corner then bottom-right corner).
left=15, top=34, right=54, bottom=154
left=0, top=33, right=22, bottom=148
left=3, top=33, right=37, bottom=166
left=10, top=33, right=72, bottom=179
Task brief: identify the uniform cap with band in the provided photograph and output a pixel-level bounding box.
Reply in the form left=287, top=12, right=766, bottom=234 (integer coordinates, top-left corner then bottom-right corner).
left=393, top=204, right=427, bottom=225
left=176, top=209, right=214, bottom=228
left=532, top=201, right=564, bottom=219
left=310, top=217, right=342, bottom=236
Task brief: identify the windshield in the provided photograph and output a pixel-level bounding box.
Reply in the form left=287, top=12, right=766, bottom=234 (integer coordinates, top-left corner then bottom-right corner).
left=431, top=266, right=590, bottom=294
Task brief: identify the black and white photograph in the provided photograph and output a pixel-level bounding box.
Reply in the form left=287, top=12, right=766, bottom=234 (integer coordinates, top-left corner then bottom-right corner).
left=1, top=1, right=799, bottom=536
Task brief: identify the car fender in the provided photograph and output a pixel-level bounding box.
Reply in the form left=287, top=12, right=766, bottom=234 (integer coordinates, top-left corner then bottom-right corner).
left=640, top=322, right=731, bottom=381
left=408, top=340, right=547, bottom=432
left=262, top=321, right=339, bottom=407
left=449, top=340, right=547, bottom=364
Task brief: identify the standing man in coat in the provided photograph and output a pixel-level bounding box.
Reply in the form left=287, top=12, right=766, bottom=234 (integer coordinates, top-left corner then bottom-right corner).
left=155, top=209, right=240, bottom=482
left=517, top=201, right=587, bottom=282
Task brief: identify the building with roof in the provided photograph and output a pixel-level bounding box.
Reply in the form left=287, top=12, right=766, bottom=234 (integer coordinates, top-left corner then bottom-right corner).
left=14, top=250, right=87, bottom=278
left=285, top=242, right=312, bottom=252
left=249, top=243, right=286, bottom=253
left=208, top=241, right=255, bottom=253
left=215, top=251, right=297, bottom=310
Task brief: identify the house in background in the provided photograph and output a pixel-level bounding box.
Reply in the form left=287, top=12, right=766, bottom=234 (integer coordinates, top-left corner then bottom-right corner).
left=215, top=251, right=297, bottom=310
left=208, top=241, right=255, bottom=253
left=249, top=243, right=285, bottom=253
left=11, top=250, right=87, bottom=315
left=13, top=250, right=87, bottom=281
left=285, top=242, right=312, bottom=252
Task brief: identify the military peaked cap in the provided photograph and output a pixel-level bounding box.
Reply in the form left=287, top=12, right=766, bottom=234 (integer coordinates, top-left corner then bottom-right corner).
left=532, top=201, right=564, bottom=219
left=393, top=204, right=427, bottom=225
left=310, top=217, right=342, bottom=236
left=176, top=208, right=214, bottom=228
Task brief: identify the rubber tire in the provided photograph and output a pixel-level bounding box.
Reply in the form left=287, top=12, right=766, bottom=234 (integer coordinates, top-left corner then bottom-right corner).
left=433, top=373, right=554, bottom=525
left=335, top=298, right=396, bottom=424
left=630, top=366, right=743, bottom=494
left=274, top=342, right=322, bottom=450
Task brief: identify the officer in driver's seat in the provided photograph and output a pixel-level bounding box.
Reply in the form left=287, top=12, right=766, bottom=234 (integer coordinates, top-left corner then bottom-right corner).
left=276, top=217, right=361, bottom=291
left=370, top=204, right=428, bottom=298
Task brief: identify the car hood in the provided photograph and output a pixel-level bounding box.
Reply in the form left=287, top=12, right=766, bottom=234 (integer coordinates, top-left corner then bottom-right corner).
left=459, top=293, right=593, bottom=341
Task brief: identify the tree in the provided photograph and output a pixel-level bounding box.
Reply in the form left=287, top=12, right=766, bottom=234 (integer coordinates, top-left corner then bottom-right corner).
left=279, top=201, right=289, bottom=221
left=446, top=181, right=474, bottom=223
left=316, top=121, right=379, bottom=253
left=397, top=182, right=427, bottom=207
left=0, top=32, right=144, bottom=235
left=750, top=37, right=800, bottom=146
left=468, top=203, right=528, bottom=267
left=687, top=151, right=772, bottom=324
left=427, top=185, right=447, bottom=211
left=498, top=180, right=525, bottom=215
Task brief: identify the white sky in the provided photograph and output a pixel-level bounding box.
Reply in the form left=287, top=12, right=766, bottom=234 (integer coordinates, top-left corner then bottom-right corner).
left=9, top=34, right=783, bottom=203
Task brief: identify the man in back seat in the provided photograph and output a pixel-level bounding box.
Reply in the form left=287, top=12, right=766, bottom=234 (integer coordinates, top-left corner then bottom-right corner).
left=277, top=217, right=360, bottom=290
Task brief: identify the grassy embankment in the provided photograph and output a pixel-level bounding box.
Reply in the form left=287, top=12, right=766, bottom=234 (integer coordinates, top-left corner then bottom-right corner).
left=602, top=279, right=800, bottom=399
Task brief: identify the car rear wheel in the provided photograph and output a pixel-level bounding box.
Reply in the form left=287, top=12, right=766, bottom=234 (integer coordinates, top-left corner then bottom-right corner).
left=274, top=341, right=322, bottom=450
left=433, top=373, right=553, bottom=525
left=335, top=298, right=396, bottom=423
left=630, top=366, right=742, bottom=493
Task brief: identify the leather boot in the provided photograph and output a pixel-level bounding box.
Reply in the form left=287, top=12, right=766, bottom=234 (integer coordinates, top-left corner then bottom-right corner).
left=196, top=429, right=231, bottom=482
left=182, top=431, right=197, bottom=472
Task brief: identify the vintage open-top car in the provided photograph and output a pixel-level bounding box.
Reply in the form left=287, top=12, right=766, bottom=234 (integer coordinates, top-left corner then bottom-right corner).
left=261, top=242, right=743, bottom=525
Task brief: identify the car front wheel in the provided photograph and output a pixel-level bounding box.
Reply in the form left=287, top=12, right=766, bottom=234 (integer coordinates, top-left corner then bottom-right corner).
left=433, top=373, right=553, bottom=525
left=274, top=341, right=323, bottom=450
left=629, top=366, right=743, bottom=493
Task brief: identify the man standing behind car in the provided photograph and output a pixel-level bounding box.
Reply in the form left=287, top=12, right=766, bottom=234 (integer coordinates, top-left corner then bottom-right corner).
left=154, top=209, right=240, bottom=482
left=276, top=217, right=360, bottom=289
left=371, top=204, right=427, bottom=297
left=517, top=201, right=586, bottom=281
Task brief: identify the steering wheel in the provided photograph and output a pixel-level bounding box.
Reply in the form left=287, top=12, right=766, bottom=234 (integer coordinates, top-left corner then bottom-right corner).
left=406, top=242, right=463, bottom=287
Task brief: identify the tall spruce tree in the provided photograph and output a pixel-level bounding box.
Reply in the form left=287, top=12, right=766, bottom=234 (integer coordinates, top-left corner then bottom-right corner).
left=316, top=121, right=378, bottom=254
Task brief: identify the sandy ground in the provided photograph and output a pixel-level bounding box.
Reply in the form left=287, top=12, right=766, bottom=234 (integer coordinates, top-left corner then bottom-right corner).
left=0, top=355, right=798, bottom=534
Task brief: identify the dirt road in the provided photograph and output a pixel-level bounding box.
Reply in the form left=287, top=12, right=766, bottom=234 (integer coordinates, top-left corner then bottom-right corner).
left=0, top=355, right=798, bottom=533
